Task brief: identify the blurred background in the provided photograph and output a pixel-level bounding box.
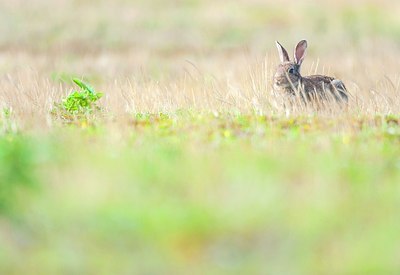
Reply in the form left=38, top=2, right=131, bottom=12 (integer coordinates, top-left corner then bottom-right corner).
left=1, top=0, right=400, bottom=78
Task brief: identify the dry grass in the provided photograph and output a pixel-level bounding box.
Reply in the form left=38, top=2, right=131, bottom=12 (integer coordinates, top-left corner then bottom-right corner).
left=0, top=50, right=400, bottom=131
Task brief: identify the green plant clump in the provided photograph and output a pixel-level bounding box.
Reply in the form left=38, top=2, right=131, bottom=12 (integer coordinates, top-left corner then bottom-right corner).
left=61, top=78, right=103, bottom=115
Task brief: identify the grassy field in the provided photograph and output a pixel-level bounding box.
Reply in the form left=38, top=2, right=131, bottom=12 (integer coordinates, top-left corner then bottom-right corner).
left=1, top=0, right=400, bottom=274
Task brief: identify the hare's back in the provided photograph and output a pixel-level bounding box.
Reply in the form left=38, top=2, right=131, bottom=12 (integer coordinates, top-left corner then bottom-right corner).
left=304, top=75, right=335, bottom=84
left=302, top=75, right=348, bottom=101
left=302, top=75, right=335, bottom=93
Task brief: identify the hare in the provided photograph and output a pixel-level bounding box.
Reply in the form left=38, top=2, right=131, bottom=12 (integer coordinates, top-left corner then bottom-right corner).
left=274, top=40, right=348, bottom=103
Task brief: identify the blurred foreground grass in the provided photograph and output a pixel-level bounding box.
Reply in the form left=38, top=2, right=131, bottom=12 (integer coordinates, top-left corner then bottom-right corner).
left=1, top=113, right=400, bottom=274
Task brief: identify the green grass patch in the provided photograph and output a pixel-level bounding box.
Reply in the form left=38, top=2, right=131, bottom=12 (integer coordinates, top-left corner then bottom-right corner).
left=1, top=113, right=400, bottom=273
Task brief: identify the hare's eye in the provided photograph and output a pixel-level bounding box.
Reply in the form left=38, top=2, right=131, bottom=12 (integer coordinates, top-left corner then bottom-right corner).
left=288, top=68, right=295, bottom=74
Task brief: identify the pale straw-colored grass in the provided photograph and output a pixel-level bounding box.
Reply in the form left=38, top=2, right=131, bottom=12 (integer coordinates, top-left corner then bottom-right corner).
left=0, top=50, right=399, bottom=132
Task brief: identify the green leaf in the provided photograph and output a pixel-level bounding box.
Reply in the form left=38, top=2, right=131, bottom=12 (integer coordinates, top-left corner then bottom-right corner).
left=73, top=78, right=95, bottom=95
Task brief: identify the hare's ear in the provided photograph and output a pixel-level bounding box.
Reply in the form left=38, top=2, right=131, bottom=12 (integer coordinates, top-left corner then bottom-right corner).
left=275, top=41, right=290, bottom=63
left=294, top=40, right=307, bottom=65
